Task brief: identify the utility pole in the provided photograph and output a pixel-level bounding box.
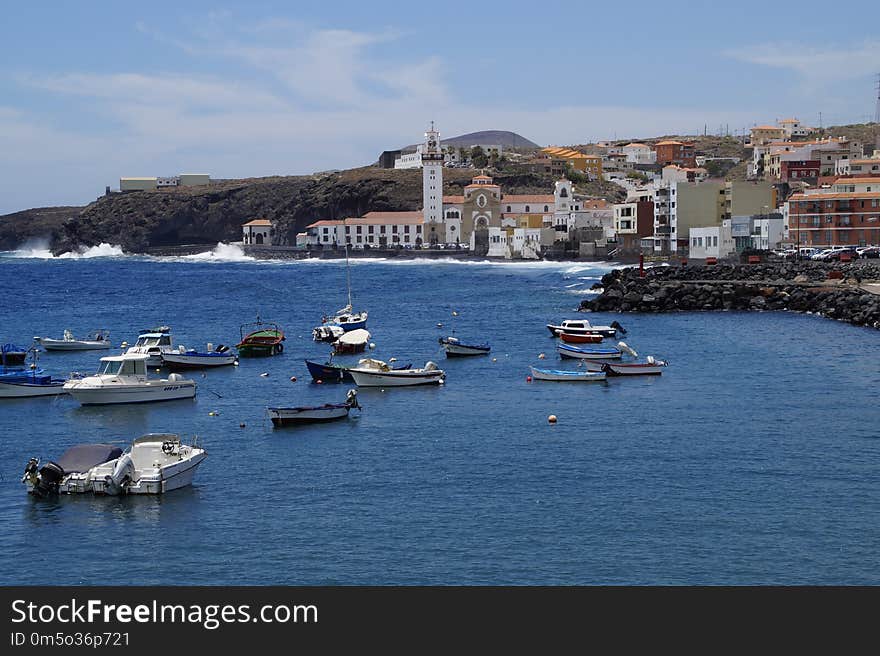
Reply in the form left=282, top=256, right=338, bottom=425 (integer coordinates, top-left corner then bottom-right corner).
left=875, top=73, right=880, bottom=124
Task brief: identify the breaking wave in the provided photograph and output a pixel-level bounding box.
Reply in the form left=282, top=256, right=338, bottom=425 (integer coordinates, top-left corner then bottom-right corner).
left=6, top=239, right=125, bottom=259
left=180, top=243, right=255, bottom=263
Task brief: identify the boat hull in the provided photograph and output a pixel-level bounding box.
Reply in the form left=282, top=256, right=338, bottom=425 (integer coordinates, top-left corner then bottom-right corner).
left=237, top=343, right=283, bottom=357
left=602, top=363, right=666, bottom=376
left=558, top=332, right=603, bottom=344
left=557, top=344, right=622, bottom=360
left=547, top=323, right=618, bottom=338
left=268, top=404, right=352, bottom=426
left=91, top=452, right=207, bottom=494
left=162, top=353, right=237, bottom=369
left=529, top=367, right=606, bottom=382
left=63, top=381, right=197, bottom=405
left=0, top=380, right=68, bottom=397
left=439, top=337, right=490, bottom=357
left=349, top=369, right=444, bottom=387
left=37, top=339, right=112, bottom=351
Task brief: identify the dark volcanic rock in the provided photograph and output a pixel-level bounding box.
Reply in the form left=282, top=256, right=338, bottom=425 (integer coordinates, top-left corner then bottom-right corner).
left=579, top=261, right=880, bottom=331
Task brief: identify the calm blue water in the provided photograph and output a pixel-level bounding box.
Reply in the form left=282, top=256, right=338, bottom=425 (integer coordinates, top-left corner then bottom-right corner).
left=1, top=247, right=880, bottom=585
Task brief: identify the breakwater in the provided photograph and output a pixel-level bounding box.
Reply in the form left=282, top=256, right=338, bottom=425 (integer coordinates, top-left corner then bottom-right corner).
left=580, top=261, right=880, bottom=329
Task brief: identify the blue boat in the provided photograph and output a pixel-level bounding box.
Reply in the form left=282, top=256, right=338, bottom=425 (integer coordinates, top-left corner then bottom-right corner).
left=1, top=343, right=28, bottom=367
left=556, top=343, right=623, bottom=360
left=0, top=373, right=67, bottom=397
left=0, top=367, right=45, bottom=381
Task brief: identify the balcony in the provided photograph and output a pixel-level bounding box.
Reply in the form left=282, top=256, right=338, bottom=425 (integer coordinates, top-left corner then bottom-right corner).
left=655, top=225, right=672, bottom=235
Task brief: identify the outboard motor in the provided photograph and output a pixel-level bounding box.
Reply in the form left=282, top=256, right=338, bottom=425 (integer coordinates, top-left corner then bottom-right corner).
left=346, top=388, right=360, bottom=410
left=24, top=460, right=65, bottom=498
left=102, top=453, right=134, bottom=496
left=610, top=320, right=627, bottom=335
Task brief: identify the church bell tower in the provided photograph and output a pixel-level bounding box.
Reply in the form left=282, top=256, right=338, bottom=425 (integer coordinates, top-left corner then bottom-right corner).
left=422, top=121, right=444, bottom=244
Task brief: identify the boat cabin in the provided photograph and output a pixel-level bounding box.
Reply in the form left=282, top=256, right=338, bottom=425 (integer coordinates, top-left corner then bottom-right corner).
left=96, top=355, right=148, bottom=377
left=133, top=333, right=172, bottom=349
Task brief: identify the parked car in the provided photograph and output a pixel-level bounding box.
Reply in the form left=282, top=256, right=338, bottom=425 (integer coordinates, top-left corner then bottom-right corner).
left=827, top=247, right=860, bottom=261
left=811, top=248, right=839, bottom=261
left=858, top=246, right=880, bottom=259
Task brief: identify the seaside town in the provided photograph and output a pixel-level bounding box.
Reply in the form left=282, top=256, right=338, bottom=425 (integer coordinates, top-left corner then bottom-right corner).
left=233, top=117, right=878, bottom=263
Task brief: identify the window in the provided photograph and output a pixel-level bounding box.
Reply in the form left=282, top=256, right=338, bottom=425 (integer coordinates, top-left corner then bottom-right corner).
left=417, top=225, right=422, bottom=233
left=356, top=236, right=362, bottom=243
left=323, top=235, right=329, bottom=242
left=356, top=226, right=362, bottom=234
left=713, top=236, right=718, bottom=247
left=345, top=226, right=350, bottom=234
left=697, top=237, right=703, bottom=246
left=323, top=227, right=328, bottom=234
left=392, top=225, right=398, bottom=233
left=544, top=205, right=549, bottom=212
left=506, top=206, right=511, bottom=212
left=692, top=237, right=697, bottom=246
left=368, top=225, right=374, bottom=234
left=404, top=225, right=410, bottom=234
left=380, top=225, right=386, bottom=234
left=525, top=206, right=530, bottom=212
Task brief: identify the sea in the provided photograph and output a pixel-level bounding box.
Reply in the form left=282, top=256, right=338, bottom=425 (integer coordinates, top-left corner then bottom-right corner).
left=1, top=241, right=879, bottom=585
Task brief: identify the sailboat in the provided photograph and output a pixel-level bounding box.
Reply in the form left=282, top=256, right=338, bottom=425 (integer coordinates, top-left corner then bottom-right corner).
left=317, top=230, right=368, bottom=333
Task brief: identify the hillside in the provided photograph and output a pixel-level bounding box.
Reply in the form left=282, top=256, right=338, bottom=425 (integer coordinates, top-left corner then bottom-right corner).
left=401, top=129, right=540, bottom=152
left=0, top=168, right=565, bottom=254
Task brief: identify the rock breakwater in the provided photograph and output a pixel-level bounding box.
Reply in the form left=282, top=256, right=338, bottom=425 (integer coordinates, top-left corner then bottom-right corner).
left=580, top=261, right=880, bottom=329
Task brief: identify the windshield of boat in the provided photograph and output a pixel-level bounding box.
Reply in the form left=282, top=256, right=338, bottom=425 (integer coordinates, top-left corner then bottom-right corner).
left=98, top=359, right=145, bottom=376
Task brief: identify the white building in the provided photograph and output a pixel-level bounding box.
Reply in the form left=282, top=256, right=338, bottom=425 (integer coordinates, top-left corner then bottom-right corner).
left=751, top=216, right=785, bottom=250
left=622, top=143, right=656, bottom=165
left=688, top=226, right=724, bottom=259
left=777, top=118, right=812, bottom=140
left=242, top=219, right=272, bottom=246
left=298, top=212, right=425, bottom=248
left=394, top=149, right=423, bottom=169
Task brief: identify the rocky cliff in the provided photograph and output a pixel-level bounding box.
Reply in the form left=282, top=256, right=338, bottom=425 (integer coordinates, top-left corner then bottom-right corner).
left=0, top=167, right=563, bottom=255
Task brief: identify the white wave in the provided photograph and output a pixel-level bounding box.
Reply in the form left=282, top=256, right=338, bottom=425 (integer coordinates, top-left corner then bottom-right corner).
left=7, top=239, right=125, bottom=259
left=58, top=243, right=125, bottom=259
left=181, top=243, right=255, bottom=262
left=297, top=256, right=620, bottom=272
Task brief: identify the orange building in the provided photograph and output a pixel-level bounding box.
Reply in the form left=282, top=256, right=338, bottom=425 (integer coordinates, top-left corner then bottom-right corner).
left=652, top=141, right=696, bottom=168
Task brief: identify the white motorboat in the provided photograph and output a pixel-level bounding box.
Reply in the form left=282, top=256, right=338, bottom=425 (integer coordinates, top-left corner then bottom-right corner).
left=90, top=434, right=207, bottom=495
left=63, top=353, right=196, bottom=405
left=546, top=319, right=625, bottom=338
left=312, top=324, right=345, bottom=343
left=348, top=360, right=445, bottom=387
left=22, top=434, right=206, bottom=496
left=125, top=326, right=175, bottom=367
left=34, top=329, right=112, bottom=351
left=268, top=389, right=361, bottom=426
left=161, top=343, right=237, bottom=369
left=529, top=366, right=606, bottom=382
left=578, top=356, right=668, bottom=376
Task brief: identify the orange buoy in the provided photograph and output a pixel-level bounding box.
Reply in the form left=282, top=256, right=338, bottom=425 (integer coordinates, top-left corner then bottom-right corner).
left=526, top=376, right=532, bottom=382
left=548, top=414, right=557, bottom=424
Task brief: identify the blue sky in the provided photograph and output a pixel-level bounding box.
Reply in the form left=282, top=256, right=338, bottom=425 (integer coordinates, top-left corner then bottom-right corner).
left=1, top=0, right=879, bottom=214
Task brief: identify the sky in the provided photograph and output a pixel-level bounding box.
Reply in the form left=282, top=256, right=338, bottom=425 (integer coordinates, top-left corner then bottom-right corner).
left=1, top=0, right=879, bottom=214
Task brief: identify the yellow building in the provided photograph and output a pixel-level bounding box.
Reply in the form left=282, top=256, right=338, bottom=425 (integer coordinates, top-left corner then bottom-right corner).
left=749, top=125, right=785, bottom=146
left=541, top=147, right=603, bottom=179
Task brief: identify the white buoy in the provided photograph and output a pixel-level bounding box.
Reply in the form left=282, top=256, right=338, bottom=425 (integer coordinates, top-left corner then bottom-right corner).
left=369, top=342, right=376, bottom=349
left=548, top=414, right=557, bottom=424
left=452, top=311, right=458, bottom=317
left=389, top=357, right=397, bottom=362
left=260, top=372, right=269, bottom=377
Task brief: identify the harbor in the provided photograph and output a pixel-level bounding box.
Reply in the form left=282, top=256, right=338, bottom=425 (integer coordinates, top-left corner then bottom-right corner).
left=2, top=252, right=880, bottom=584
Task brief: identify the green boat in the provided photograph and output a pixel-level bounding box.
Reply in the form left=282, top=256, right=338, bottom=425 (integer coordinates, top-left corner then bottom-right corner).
left=236, top=318, right=285, bottom=357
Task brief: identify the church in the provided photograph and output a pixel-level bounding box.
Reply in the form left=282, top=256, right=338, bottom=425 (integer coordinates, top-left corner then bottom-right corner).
left=296, top=122, right=612, bottom=257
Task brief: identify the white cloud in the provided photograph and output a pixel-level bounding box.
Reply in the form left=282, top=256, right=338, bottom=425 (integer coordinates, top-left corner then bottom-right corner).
left=724, top=39, right=880, bottom=80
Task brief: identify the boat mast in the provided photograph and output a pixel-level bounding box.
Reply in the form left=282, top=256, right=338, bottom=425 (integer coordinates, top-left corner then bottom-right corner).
left=344, top=218, right=352, bottom=309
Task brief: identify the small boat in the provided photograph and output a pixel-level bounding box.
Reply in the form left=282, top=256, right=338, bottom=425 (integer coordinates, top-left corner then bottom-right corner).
left=63, top=353, right=197, bottom=405
left=125, top=326, right=175, bottom=367
left=0, top=374, right=67, bottom=397
left=161, top=343, right=238, bottom=369
left=0, top=348, right=67, bottom=397
left=304, top=357, right=411, bottom=383
left=546, top=319, right=625, bottom=338
left=1, top=343, right=28, bottom=367
left=34, top=329, right=111, bottom=351
left=557, top=343, right=623, bottom=360
left=236, top=317, right=285, bottom=357
left=312, top=324, right=345, bottom=343
left=268, top=389, right=361, bottom=426
left=348, top=360, right=445, bottom=387
left=333, top=328, right=371, bottom=355
left=529, top=366, right=606, bottom=382
left=558, top=332, right=603, bottom=344
left=324, top=305, right=368, bottom=332
left=23, top=434, right=206, bottom=497
left=438, top=336, right=491, bottom=357
left=1, top=366, right=45, bottom=381
left=601, top=357, right=668, bottom=376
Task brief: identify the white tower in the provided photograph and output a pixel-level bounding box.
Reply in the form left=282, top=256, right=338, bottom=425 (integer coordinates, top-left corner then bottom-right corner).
left=422, top=121, right=444, bottom=244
